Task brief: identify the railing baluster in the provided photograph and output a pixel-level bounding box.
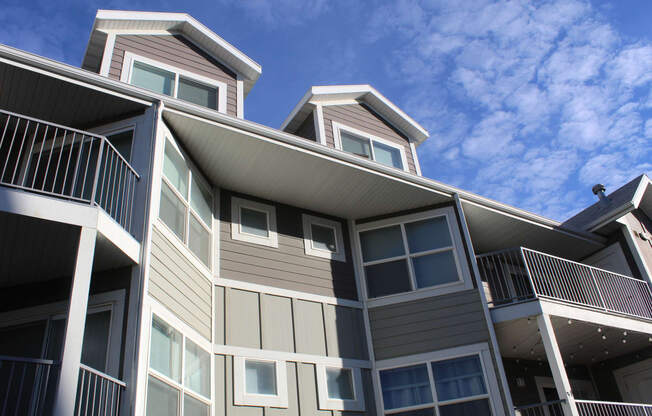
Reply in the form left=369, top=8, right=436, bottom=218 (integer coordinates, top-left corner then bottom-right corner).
left=10, top=120, right=30, bottom=185
left=1, top=117, right=21, bottom=183
left=40, top=127, right=59, bottom=191
left=2, top=362, right=16, bottom=415
left=13, top=363, right=27, bottom=416
left=90, top=139, right=105, bottom=207
left=51, top=129, right=67, bottom=193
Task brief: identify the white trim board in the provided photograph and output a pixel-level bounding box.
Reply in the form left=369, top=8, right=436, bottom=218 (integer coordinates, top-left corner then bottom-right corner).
left=302, top=214, right=346, bottom=262
left=233, top=356, right=288, bottom=408
left=315, top=365, right=366, bottom=411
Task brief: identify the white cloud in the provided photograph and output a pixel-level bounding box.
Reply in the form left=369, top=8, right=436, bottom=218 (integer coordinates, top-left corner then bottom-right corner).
left=216, top=0, right=330, bottom=26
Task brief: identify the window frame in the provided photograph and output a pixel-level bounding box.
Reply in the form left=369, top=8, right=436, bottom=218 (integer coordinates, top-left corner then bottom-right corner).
left=355, top=207, right=472, bottom=305
left=332, top=121, right=409, bottom=172
left=231, top=197, right=278, bottom=248
left=158, top=136, right=214, bottom=270
left=234, top=356, right=289, bottom=408
left=316, top=364, right=365, bottom=411
left=121, top=51, right=227, bottom=113
left=302, top=214, right=347, bottom=262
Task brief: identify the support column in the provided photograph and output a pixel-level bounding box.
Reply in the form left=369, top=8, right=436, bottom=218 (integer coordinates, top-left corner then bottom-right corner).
left=53, top=226, right=97, bottom=416
left=537, top=314, right=579, bottom=416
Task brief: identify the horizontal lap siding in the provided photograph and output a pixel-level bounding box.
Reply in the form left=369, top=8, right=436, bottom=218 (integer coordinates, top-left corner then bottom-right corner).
left=149, top=228, right=212, bottom=339
left=219, top=192, right=359, bottom=300
left=322, top=104, right=417, bottom=174
left=369, top=289, right=489, bottom=360
left=109, top=34, right=238, bottom=117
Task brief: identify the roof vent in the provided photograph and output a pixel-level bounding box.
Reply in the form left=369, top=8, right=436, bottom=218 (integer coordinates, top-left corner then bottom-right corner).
left=592, top=184, right=608, bottom=204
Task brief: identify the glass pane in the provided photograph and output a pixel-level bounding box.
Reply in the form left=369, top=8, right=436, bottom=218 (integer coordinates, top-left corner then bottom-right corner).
left=184, top=395, right=210, bottom=416
left=412, top=251, right=459, bottom=288
left=185, top=339, right=210, bottom=398
left=146, top=376, right=179, bottom=416
left=404, top=217, right=452, bottom=253
left=132, top=61, right=174, bottom=96
left=439, top=399, right=491, bottom=416
left=189, top=214, right=211, bottom=267
left=178, top=77, right=218, bottom=109
left=245, top=360, right=277, bottom=395
left=326, top=368, right=354, bottom=400
left=160, top=182, right=186, bottom=241
left=432, top=356, right=486, bottom=402
left=240, top=207, right=269, bottom=237
left=340, top=131, right=371, bottom=158
left=107, top=130, right=134, bottom=162
left=373, top=141, right=403, bottom=169
left=359, top=225, right=405, bottom=262
left=311, top=223, right=337, bottom=252
left=150, top=317, right=182, bottom=382
left=163, top=142, right=188, bottom=197
left=81, top=311, right=111, bottom=372
left=392, top=409, right=436, bottom=416
left=365, top=259, right=411, bottom=298
left=190, top=176, right=212, bottom=225
left=380, top=364, right=432, bottom=410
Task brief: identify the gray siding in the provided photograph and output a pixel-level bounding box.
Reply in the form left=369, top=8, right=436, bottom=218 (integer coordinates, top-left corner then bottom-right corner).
left=149, top=227, right=212, bottom=339
left=369, top=289, right=489, bottom=360
left=322, top=104, right=417, bottom=174
left=219, top=191, right=358, bottom=300
left=294, top=112, right=317, bottom=141
left=109, top=34, right=238, bottom=117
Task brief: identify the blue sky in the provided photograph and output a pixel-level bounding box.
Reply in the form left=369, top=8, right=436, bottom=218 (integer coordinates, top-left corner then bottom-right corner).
left=1, top=0, right=650, bottom=221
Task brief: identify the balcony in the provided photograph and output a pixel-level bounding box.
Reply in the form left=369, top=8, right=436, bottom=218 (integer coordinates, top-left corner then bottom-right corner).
left=477, top=247, right=652, bottom=321
left=515, top=400, right=652, bottom=416
left=0, top=109, right=139, bottom=234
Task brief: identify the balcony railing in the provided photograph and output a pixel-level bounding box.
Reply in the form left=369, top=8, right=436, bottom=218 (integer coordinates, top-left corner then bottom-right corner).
left=0, top=109, right=139, bottom=234
left=0, top=355, right=58, bottom=415
left=75, top=364, right=126, bottom=416
left=576, top=399, right=652, bottom=416
left=477, top=247, right=652, bottom=321
left=515, top=400, right=565, bottom=416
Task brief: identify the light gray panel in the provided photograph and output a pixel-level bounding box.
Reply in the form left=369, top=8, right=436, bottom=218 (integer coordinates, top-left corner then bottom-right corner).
left=226, top=288, right=260, bottom=348
left=297, top=363, right=332, bottom=416
left=215, top=286, right=225, bottom=344
left=215, top=355, right=226, bottom=416
left=261, top=294, right=295, bottom=352
left=324, top=305, right=368, bottom=360
left=225, top=355, right=264, bottom=416
left=265, top=362, right=300, bottom=416
left=293, top=299, right=326, bottom=356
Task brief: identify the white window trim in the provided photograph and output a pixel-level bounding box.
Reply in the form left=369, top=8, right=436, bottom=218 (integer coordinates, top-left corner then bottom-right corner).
left=231, top=197, right=278, bottom=248
left=234, top=356, right=289, bottom=408
left=355, top=207, right=473, bottom=307
left=332, top=121, right=409, bottom=172
left=121, top=51, right=227, bottom=114
left=316, top=364, right=365, bottom=411
left=302, top=214, right=346, bottom=262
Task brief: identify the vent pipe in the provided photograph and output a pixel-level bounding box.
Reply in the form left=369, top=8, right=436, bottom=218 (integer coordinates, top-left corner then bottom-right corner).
left=592, top=184, right=608, bottom=204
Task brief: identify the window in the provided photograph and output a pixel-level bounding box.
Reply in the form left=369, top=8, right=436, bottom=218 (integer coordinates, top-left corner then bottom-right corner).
left=231, top=197, right=278, bottom=248
left=378, top=355, right=491, bottom=416
left=146, top=316, right=211, bottom=416
left=302, top=214, right=346, bottom=262
left=159, top=139, right=212, bottom=268
left=123, top=52, right=226, bottom=112
left=333, top=122, right=407, bottom=170
left=357, top=210, right=463, bottom=299
left=234, top=357, right=288, bottom=408
left=316, top=365, right=365, bottom=411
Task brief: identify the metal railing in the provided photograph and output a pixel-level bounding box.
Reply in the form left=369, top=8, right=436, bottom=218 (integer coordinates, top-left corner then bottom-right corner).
left=75, top=364, right=126, bottom=416
left=576, top=399, right=652, bottom=415
left=0, top=355, right=58, bottom=416
left=0, top=109, right=139, bottom=234
left=477, top=247, right=652, bottom=320
left=515, top=400, right=565, bottom=416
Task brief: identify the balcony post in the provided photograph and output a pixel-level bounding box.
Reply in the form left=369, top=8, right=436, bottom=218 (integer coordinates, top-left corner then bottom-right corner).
left=53, top=226, right=97, bottom=416
left=537, top=313, right=579, bottom=416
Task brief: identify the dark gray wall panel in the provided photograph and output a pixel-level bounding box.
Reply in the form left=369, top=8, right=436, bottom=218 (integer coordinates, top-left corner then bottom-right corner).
left=294, top=111, right=317, bottom=142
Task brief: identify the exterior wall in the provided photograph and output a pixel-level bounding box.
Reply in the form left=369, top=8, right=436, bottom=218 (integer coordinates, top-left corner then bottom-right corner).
left=321, top=103, right=418, bottom=174
left=582, top=241, right=634, bottom=276
left=294, top=111, right=316, bottom=142
left=623, top=210, right=652, bottom=279
left=148, top=227, right=212, bottom=339
left=591, top=346, right=652, bottom=402
left=109, top=34, right=238, bottom=117
left=219, top=191, right=359, bottom=300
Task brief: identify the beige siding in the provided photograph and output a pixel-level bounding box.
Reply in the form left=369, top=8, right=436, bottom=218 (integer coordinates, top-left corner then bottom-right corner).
left=225, top=288, right=260, bottom=348
left=261, top=294, right=295, bottom=352
left=109, top=34, right=238, bottom=117
left=369, top=289, right=489, bottom=360
left=148, top=227, right=212, bottom=339
left=625, top=210, right=652, bottom=276
left=293, top=299, right=327, bottom=355
left=219, top=191, right=358, bottom=300
left=322, top=104, right=417, bottom=174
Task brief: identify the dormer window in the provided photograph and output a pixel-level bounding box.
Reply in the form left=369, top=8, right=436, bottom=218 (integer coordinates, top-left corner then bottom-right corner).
left=333, top=122, right=408, bottom=171
left=122, top=52, right=226, bottom=113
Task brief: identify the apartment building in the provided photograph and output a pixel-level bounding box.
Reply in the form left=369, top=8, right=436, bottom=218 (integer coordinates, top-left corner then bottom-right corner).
left=0, top=9, right=650, bottom=416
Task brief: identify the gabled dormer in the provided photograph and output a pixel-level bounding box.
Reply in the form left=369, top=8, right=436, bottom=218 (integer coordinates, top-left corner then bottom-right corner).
left=281, top=85, right=429, bottom=175
left=81, top=10, right=261, bottom=118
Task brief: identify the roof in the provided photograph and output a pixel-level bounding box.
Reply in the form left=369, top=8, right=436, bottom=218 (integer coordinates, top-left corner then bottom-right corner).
left=81, top=10, right=262, bottom=96
left=281, top=85, right=430, bottom=145
left=563, top=174, right=651, bottom=232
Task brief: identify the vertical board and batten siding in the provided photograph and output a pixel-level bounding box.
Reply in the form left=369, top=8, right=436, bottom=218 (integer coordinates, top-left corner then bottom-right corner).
left=215, top=285, right=368, bottom=360
left=108, top=34, right=238, bottom=117
left=214, top=355, right=377, bottom=416
left=219, top=191, right=359, bottom=300
left=294, top=112, right=317, bottom=142
left=148, top=227, right=212, bottom=339
left=321, top=103, right=418, bottom=174
left=368, top=289, right=489, bottom=360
